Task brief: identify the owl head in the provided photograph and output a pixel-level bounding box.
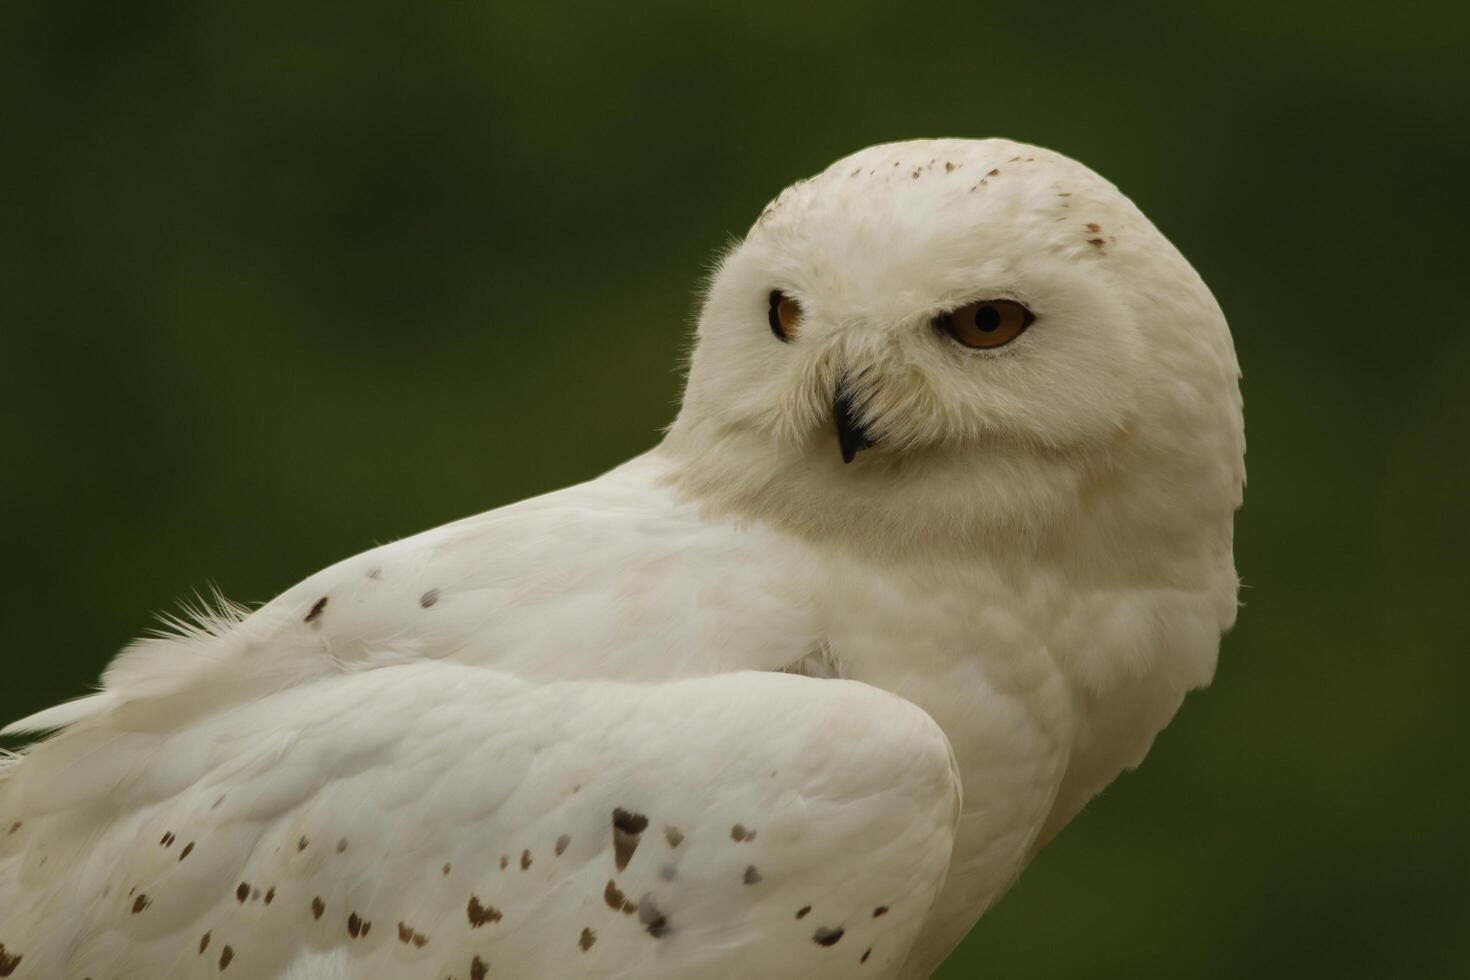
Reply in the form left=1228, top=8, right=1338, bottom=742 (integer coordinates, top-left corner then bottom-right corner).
left=664, top=138, right=1243, bottom=576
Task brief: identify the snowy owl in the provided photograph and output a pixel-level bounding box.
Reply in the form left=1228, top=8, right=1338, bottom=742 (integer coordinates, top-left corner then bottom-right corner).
left=0, top=138, right=1243, bottom=979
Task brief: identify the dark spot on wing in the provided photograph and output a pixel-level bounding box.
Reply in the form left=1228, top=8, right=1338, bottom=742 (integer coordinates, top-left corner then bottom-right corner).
left=556, top=834, right=571, bottom=856
left=638, top=895, right=670, bottom=938
left=500, top=855, right=509, bottom=870
left=603, top=879, right=638, bottom=915
left=179, top=841, right=195, bottom=861
left=312, top=897, right=325, bottom=919
left=613, top=808, right=649, bottom=834
left=336, top=837, right=348, bottom=853
left=236, top=883, right=249, bottom=903
left=814, top=926, right=845, bottom=946
left=731, top=824, right=755, bottom=842
left=988, top=168, right=1000, bottom=177
left=743, top=865, right=762, bottom=885
left=612, top=808, right=648, bottom=870
left=862, top=947, right=872, bottom=963
left=443, top=863, right=452, bottom=875
left=398, top=921, right=430, bottom=947
left=1088, top=238, right=1106, bottom=248
left=218, top=945, right=234, bottom=971
left=131, top=893, right=149, bottom=916
left=160, top=831, right=175, bottom=847
left=945, top=161, right=957, bottom=172
left=366, top=567, right=382, bottom=580
left=873, top=905, right=889, bottom=917
left=579, top=927, right=596, bottom=951
left=199, top=932, right=211, bottom=954
left=0, top=944, right=18, bottom=977
left=796, top=905, right=812, bottom=919
left=305, top=597, right=328, bottom=624
left=470, top=955, right=488, bottom=980
left=5, top=822, right=19, bottom=835
left=1086, top=223, right=1101, bottom=232
left=521, top=849, right=532, bottom=870
left=297, top=837, right=309, bottom=852
left=420, top=589, right=440, bottom=608
left=264, top=887, right=275, bottom=905
left=467, top=895, right=502, bottom=927
left=347, top=912, right=370, bottom=938
left=664, top=826, right=684, bottom=848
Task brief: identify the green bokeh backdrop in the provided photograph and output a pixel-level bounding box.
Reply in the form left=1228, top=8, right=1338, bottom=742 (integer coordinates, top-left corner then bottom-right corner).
left=3, top=3, right=1466, bottom=976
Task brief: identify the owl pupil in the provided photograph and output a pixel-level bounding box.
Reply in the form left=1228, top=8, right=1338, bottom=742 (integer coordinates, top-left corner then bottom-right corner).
left=975, top=305, right=1001, bottom=332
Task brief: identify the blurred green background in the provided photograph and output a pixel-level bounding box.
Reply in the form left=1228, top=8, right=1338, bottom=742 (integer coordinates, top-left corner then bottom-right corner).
left=2, top=2, right=1466, bottom=976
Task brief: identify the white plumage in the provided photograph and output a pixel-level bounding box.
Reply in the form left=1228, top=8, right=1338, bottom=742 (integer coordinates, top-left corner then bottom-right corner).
left=0, top=138, right=1243, bottom=979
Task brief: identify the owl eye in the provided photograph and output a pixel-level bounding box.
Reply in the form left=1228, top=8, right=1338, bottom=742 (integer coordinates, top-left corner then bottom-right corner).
left=768, top=290, right=802, bottom=342
left=937, top=299, right=1034, bottom=350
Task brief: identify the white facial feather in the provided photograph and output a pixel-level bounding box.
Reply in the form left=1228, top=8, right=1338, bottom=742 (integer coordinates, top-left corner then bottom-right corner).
left=666, top=137, right=1243, bottom=563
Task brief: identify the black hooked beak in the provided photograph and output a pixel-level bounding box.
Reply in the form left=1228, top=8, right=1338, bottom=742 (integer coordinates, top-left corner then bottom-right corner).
left=833, top=379, right=875, bottom=464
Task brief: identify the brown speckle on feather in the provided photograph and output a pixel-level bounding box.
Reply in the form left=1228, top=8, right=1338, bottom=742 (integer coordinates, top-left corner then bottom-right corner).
left=639, top=895, right=670, bottom=938
left=814, top=926, right=845, bottom=946
left=305, top=597, right=327, bottom=624
left=603, top=879, right=638, bottom=915
left=612, top=808, right=648, bottom=870
left=467, top=896, right=502, bottom=927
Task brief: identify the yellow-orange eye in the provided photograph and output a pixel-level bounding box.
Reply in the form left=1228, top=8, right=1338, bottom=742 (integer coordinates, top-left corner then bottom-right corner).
left=768, top=290, right=802, bottom=342
left=937, top=299, right=1035, bottom=349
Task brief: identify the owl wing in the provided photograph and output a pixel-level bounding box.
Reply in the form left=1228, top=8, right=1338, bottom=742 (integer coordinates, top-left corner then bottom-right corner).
left=0, top=664, right=957, bottom=980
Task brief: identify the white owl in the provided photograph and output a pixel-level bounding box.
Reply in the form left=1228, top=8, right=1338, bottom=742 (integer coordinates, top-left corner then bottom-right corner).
left=0, top=138, right=1243, bottom=980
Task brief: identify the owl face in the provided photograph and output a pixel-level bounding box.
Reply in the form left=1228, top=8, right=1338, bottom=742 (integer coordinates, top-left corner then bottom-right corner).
left=666, top=139, right=1242, bottom=558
